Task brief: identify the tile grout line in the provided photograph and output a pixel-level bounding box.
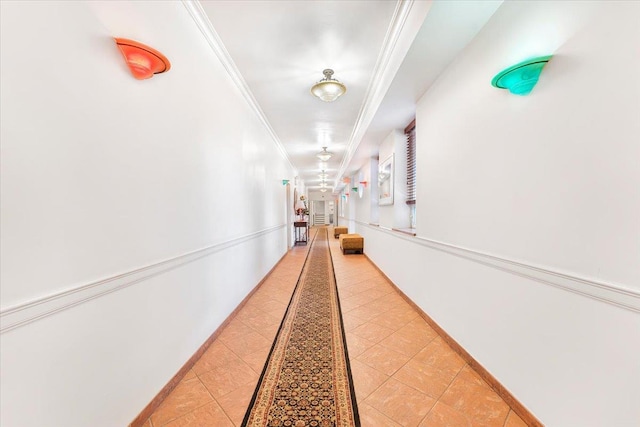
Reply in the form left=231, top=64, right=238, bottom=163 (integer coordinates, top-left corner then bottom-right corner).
left=419, top=362, right=470, bottom=425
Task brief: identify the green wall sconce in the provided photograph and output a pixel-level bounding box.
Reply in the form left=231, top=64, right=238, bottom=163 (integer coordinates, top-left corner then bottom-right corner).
left=282, top=179, right=290, bottom=185
left=491, top=55, right=552, bottom=95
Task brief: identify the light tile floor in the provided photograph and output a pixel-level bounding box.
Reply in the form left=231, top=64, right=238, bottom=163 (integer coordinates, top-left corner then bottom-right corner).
left=143, top=228, right=529, bottom=427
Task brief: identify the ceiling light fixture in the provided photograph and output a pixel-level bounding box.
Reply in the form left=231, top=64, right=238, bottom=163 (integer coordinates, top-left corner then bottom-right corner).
left=320, top=188, right=328, bottom=193
left=319, top=170, right=328, bottom=179
left=311, top=69, right=346, bottom=102
left=316, top=147, right=332, bottom=162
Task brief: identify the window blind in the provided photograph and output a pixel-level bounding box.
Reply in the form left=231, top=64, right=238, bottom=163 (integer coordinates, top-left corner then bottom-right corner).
left=405, top=119, right=416, bottom=205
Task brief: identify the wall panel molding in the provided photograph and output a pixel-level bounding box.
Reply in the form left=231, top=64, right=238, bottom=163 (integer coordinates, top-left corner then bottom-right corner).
left=0, top=225, right=286, bottom=334
left=353, top=220, right=640, bottom=313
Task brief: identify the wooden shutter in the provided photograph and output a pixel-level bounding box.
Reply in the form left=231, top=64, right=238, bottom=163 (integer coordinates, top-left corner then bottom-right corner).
left=405, top=119, right=416, bottom=205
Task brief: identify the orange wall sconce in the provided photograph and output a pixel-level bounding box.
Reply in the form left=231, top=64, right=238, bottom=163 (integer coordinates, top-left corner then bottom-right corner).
left=115, top=38, right=171, bottom=80
left=359, top=181, right=368, bottom=187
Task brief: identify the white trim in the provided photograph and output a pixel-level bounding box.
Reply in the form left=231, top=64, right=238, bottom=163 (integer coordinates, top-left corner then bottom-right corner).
left=181, top=0, right=295, bottom=173
left=336, top=0, right=418, bottom=187
left=0, top=225, right=286, bottom=334
left=353, top=220, right=640, bottom=313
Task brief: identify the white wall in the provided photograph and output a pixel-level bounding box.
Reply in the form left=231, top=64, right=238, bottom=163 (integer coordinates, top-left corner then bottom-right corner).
left=0, top=2, right=294, bottom=426
left=349, top=157, right=379, bottom=231
left=357, top=1, right=640, bottom=425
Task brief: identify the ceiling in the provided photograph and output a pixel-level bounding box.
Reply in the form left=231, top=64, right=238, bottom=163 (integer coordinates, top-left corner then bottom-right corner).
left=195, top=0, right=503, bottom=193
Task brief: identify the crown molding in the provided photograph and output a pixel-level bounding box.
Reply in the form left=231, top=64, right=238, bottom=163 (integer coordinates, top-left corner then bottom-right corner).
left=181, top=0, right=296, bottom=173
left=335, top=0, right=431, bottom=187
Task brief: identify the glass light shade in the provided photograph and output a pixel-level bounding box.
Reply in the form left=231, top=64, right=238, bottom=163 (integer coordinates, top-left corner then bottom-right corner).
left=316, top=147, right=332, bottom=161
left=311, top=69, right=346, bottom=102
left=491, top=56, right=552, bottom=96
left=115, top=38, right=171, bottom=80
left=320, top=188, right=328, bottom=193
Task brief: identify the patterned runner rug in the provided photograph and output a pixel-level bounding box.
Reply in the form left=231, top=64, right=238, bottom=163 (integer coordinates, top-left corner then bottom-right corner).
left=242, top=228, right=359, bottom=427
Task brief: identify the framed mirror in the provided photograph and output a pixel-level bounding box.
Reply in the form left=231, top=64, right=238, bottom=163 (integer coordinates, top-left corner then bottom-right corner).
left=378, top=154, right=394, bottom=205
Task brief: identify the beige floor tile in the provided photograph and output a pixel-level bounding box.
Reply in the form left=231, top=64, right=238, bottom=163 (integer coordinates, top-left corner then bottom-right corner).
left=357, top=343, right=411, bottom=376
left=217, top=320, right=255, bottom=344
left=419, top=401, right=472, bottom=427
left=345, top=333, right=376, bottom=358
left=215, top=382, right=257, bottom=426
left=412, top=338, right=466, bottom=379
left=504, top=410, right=528, bottom=427
left=241, top=311, right=281, bottom=332
left=358, top=402, right=402, bottom=427
left=393, top=358, right=459, bottom=400
left=240, top=346, right=271, bottom=374
left=163, top=401, right=234, bottom=427
left=150, top=378, right=214, bottom=426
left=181, top=369, right=197, bottom=382
left=351, top=321, right=396, bottom=343
left=192, top=341, right=241, bottom=376
left=439, top=367, right=510, bottom=427
left=364, top=378, right=436, bottom=426
left=222, top=330, right=272, bottom=358
left=349, top=358, right=390, bottom=402
left=198, top=358, right=258, bottom=400
left=378, top=322, right=439, bottom=357
left=342, top=313, right=370, bottom=332
left=252, top=321, right=280, bottom=341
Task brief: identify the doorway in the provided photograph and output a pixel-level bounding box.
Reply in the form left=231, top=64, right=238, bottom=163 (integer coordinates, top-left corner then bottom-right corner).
left=313, top=200, right=325, bottom=226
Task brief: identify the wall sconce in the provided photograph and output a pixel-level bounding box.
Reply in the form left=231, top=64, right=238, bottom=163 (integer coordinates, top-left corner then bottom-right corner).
left=115, top=38, right=170, bottom=80
left=282, top=180, right=290, bottom=185
left=357, top=181, right=367, bottom=198
left=343, top=177, right=351, bottom=184
left=491, top=55, right=552, bottom=95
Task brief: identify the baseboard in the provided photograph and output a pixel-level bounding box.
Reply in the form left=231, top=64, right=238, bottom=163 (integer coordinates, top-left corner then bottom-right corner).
left=364, top=254, right=543, bottom=427
left=129, top=251, right=289, bottom=427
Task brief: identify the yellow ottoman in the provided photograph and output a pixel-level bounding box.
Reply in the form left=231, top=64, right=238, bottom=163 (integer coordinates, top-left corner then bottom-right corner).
left=334, top=226, right=349, bottom=239
left=339, top=234, right=364, bottom=254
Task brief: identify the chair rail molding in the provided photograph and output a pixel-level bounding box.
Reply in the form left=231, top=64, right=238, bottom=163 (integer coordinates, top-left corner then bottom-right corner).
left=0, top=224, right=286, bottom=334
left=354, top=220, right=640, bottom=313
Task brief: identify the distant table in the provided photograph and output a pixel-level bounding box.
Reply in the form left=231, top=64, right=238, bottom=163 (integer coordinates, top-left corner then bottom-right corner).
left=294, top=221, right=309, bottom=245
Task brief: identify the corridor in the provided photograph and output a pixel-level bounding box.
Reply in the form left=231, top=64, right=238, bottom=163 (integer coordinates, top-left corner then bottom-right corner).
left=141, top=227, right=528, bottom=427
